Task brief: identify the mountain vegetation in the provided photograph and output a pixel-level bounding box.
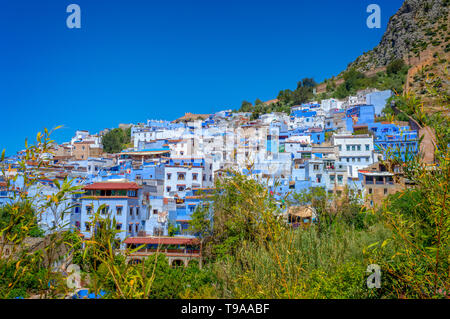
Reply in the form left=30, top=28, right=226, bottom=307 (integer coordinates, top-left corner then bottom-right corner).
left=236, top=78, right=317, bottom=119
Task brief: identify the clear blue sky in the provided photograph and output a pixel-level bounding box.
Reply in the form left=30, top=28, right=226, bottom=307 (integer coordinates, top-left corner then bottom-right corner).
left=0, top=0, right=404, bottom=155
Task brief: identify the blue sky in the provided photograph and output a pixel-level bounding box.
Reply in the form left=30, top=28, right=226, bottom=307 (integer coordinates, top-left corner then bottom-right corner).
left=0, top=0, right=404, bottom=154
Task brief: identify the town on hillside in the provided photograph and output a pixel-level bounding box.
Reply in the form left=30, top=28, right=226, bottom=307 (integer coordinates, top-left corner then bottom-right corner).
left=0, top=87, right=424, bottom=266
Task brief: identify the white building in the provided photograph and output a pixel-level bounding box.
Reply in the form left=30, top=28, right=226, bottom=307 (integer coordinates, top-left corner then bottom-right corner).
left=332, top=133, right=376, bottom=178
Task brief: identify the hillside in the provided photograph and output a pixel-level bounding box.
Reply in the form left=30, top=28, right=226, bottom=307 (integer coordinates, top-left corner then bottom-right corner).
left=350, top=0, right=449, bottom=72
left=320, top=0, right=449, bottom=112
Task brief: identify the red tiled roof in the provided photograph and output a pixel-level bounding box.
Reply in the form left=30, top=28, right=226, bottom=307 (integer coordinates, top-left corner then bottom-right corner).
left=83, top=182, right=141, bottom=190
left=124, top=237, right=200, bottom=245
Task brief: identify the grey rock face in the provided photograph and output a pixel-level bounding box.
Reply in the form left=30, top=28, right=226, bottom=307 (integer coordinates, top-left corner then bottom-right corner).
left=349, top=0, right=449, bottom=72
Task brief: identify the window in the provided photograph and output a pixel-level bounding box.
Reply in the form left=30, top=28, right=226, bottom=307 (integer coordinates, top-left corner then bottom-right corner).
left=337, top=175, right=343, bottom=184
left=368, top=188, right=372, bottom=194
left=86, top=206, right=93, bottom=215
left=313, top=164, right=319, bottom=170
left=136, top=207, right=140, bottom=218
left=166, top=186, right=171, bottom=192
left=330, top=175, right=335, bottom=182
left=357, top=145, right=361, bottom=151
left=116, top=224, right=122, bottom=230
left=346, top=145, right=350, bottom=151
left=352, top=145, right=356, bottom=151
left=384, top=188, right=388, bottom=195
left=153, top=227, right=164, bottom=236
left=129, top=207, right=133, bottom=217
left=116, top=206, right=123, bottom=216
left=128, top=190, right=137, bottom=197
left=153, top=209, right=158, bottom=215
left=192, top=173, right=198, bottom=181
left=338, top=145, right=342, bottom=151
left=365, top=144, right=370, bottom=151
left=167, top=173, right=171, bottom=180
left=85, top=222, right=90, bottom=231
left=101, top=206, right=109, bottom=215
left=178, top=185, right=185, bottom=191
left=178, top=173, right=185, bottom=180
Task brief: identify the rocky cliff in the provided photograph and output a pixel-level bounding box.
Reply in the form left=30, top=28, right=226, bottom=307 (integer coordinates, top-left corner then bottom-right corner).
left=349, top=0, right=449, bottom=72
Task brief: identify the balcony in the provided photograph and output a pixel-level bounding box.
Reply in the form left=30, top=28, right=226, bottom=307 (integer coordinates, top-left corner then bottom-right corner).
left=129, top=248, right=201, bottom=258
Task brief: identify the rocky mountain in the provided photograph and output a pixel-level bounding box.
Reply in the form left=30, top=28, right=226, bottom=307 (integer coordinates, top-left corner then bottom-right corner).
left=349, top=0, right=449, bottom=72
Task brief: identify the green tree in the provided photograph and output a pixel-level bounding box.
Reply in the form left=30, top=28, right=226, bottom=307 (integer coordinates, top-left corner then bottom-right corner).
left=367, top=92, right=450, bottom=299
left=0, top=126, right=84, bottom=299
left=239, top=100, right=252, bottom=112
left=386, top=58, right=406, bottom=75
left=101, top=128, right=131, bottom=153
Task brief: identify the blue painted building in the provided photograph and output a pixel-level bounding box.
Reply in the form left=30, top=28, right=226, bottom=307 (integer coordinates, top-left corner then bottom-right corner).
left=79, top=182, right=143, bottom=244
left=345, top=104, right=375, bottom=131
left=367, top=122, right=418, bottom=161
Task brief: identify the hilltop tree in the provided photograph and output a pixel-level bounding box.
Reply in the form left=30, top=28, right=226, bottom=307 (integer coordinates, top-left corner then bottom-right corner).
left=239, top=100, right=252, bottom=112
left=277, top=89, right=294, bottom=104
left=101, top=127, right=131, bottom=154
left=291, top=77, right=317, bottom=105
left=254, top=98, right=264, bottom=106
left=300, top=78, right=317, bottom=88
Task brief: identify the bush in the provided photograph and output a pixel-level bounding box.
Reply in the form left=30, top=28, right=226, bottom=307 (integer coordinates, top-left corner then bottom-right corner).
left=101, top=127, right=131, bottom=153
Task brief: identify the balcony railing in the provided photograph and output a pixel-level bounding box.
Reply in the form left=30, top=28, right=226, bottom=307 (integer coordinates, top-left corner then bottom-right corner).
left=130, top=248, right=201, bottom=257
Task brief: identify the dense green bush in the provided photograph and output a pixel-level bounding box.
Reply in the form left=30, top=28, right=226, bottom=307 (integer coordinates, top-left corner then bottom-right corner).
left=101, top=127, right=131, bottom=153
